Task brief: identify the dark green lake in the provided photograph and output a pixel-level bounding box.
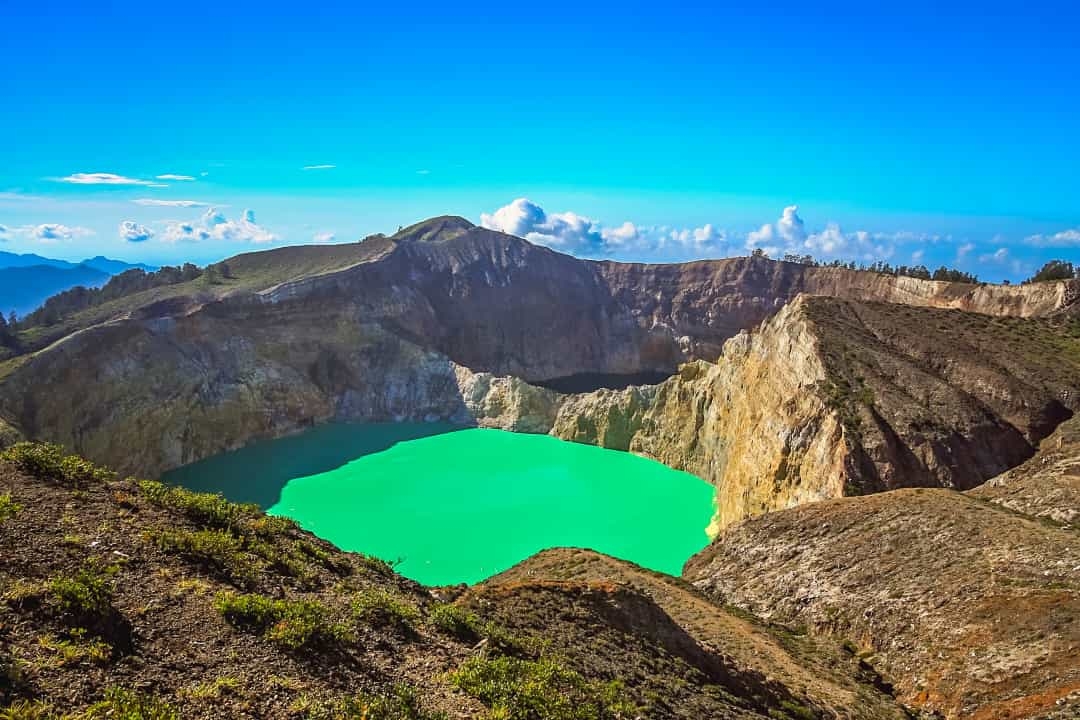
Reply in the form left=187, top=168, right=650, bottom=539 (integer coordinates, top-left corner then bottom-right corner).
left=162, top=423, right=714, bottom=586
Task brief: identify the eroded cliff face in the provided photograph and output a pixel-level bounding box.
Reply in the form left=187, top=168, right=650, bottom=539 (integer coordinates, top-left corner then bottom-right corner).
left=515, top=296, right=1080, bottom=532
left=625, top=302, right=850, bottom=532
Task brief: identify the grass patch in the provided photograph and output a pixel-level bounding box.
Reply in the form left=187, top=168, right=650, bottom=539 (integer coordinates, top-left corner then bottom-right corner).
left=215, top=592, right=350, bottom=649
left=49, top=562, right=116, bottom=620
left=0, top=443, right=112, bottom=487
left=150, top=528, right=259, bottom=586
left=429, top=604, right=528, bottom=654
left=37, top=630, right=111, bottom=667
left=450, top=655, right=636, bottom=720
left=298, top=540, right=353, bottom=576
left=82, top=686, right=178, bottom=720
left=0, top=700, right=54, bottom=720
left=180, top=676, right=242, bottom=701
left=301, top=684, right=447, bottom=720
left=249, top=514, right=297, bottom=538
left=138, top=480, right=256, bottom=531
left=352, top=589, right=420, bottom=634
left=0, top=494, right=20, bottom=523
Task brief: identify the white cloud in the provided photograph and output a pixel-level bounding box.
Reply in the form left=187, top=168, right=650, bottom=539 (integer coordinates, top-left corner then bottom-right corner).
left=1024, top=228, right=1080, bottom=247
left=29, top=224, right=95, bottom=243
left=133, top=199, right=211, bottom=208
left=481, top=198, right=608, bottom=256
left=312, top=231, right=336, bottom=243
left=481, top=198, right=734, bottom=259
left=746, top=206, right=899, bottom=262
left=480, top=199, right=968, bottom=267
left=957, top=242, right=976, bottom=258
left=162, top=208, right=277, bottom=244
left=155, top=174, right=195, bottom=181
left=55, top=172, right=157, bottom=186
left=302, top=164, right=335, bottom=170
left=119, top=220, right=154, bottom=243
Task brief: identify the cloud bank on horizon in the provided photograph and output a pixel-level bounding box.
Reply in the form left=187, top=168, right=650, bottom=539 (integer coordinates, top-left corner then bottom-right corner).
left=3, top=180, right=1080, bottom=282
left=479, top=198, right=1007, bottom=268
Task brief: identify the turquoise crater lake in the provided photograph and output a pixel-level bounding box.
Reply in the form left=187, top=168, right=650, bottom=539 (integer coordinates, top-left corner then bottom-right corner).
left=162, top=424, right=714, bottom=586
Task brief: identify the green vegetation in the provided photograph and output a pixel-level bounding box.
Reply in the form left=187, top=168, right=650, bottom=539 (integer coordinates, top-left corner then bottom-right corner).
left=138, top=479, right=256, bottom=531
left=770, top=700, right=819, bottom=720
left=180, top=676, right=242, bottom=701
left=0, top=493, right=20, bottom=522
left=774, top=253, right=980, bottom=284
left=0, top=700, right=53, bottom=720
left=1025, top=259, right=1078, bottom=283
left=139, top=480, right=340, bottom=589
left=429, top=604, right=528, bottom=654
left=430, top=603, right=480, bottom=639
left=449, top=655, right=636, bottom=720
left=37, top=631, right=111, bottom=667
left=150, top=528, right=258, bottom=586
left=352, top=589, right=420, bottom=633
left=0, top=443, right=112, bottom=487
left=818, top=377, right=870, bottom=438
left=19, top=265, right=202, bottom=329
left=49, top=563, right=115, bottom=619
left=82, top=687, right=179, bottom=720
left=300, top=684, right=448, bottom=720
left=214, top=592, right=350, bottom=649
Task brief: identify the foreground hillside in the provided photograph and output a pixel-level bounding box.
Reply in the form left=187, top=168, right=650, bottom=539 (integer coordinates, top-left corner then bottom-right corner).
left=0, top=443, right=913, bottom=719
left=685, top=418, right=1080, bottom=719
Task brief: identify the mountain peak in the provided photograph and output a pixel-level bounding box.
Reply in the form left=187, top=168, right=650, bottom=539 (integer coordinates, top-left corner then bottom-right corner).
left=391, top=215, right=476, bottom=243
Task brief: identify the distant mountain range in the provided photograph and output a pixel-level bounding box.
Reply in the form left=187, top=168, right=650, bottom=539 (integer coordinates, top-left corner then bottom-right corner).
left=0, top=251, right=155, bottom=317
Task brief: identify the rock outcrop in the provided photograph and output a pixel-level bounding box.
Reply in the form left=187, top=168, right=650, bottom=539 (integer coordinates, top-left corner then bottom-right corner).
left=970, top=414, right=1080, bottom=525
left=490, top=296, right=1080, bottom=532
left=684, top=444, right=1080, bottom=718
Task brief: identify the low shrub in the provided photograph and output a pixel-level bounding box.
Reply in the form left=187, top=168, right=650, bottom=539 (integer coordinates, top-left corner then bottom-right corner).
left=49, top=563, right=115, bottom=619
left=430, top=603, right=480, bottom=640
left=0, top=700, right=54, bottom=720
left=0, top=443, right=112, bottom=487
left=150, top=528, right=258, bottom=586
left=38, top=631, right=111, bottom=667
left=449, top=655, right=636, bottom=720
left=82, top=687, right=178, bottom=720
left=429, top=604, right=529, bottom=655
left=352, top=589, right=420, bottom=634
left=137, top=480, right=255, bottom=530
left=214, top=592, right=348, bottom=649
left=302, top=684, right=447, bottom=720
left=0, top=494, right=20, bottom=523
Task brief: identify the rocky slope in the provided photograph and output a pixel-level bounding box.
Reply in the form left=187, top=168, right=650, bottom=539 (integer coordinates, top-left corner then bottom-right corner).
left=617, top=296, right=1080, bottom=529
left=970, top=415, right=1080, bottom=525
left=684, top=424, right=1080, bottom=720
left=460, top=296, right=1080, bottom=531
left=0, top=442, right=913, bottom=719
left=1, top=217, right=1076, bottom=489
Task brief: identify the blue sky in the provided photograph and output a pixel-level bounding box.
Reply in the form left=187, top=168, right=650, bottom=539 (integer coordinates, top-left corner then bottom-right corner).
left=2, top=1, right=1078, bottom=280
